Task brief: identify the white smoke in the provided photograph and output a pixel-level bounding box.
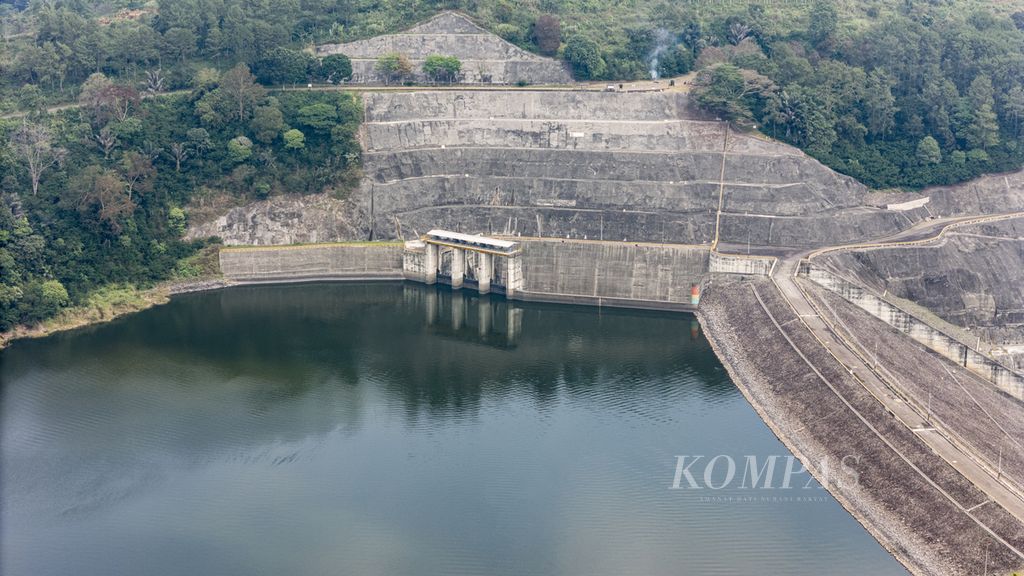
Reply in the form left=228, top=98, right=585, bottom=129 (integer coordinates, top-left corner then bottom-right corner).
left=648, top=29, right=676, bottom=80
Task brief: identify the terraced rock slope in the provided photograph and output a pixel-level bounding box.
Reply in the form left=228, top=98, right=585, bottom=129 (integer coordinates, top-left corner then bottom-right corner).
left=193, top=88, right=925, bottom=248
left=317, top=12, right=572, bottom=85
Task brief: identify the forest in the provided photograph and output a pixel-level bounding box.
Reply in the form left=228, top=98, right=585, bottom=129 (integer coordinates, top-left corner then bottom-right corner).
left=1, top=0, right=1024, bottom=330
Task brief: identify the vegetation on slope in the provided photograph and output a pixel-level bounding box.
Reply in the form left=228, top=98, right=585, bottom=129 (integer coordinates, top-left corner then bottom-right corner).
left=1, top=0, right=1024, bottom=331
left=1, top=61, right=361, bottom=332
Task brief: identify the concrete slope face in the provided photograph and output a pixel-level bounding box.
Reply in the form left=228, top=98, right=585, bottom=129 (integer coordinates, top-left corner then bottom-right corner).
left=358, top=89, right=884, bottom=246
left=318, top=12, right=573, bottom=85
left=823, top=217, right=1024, bottom=367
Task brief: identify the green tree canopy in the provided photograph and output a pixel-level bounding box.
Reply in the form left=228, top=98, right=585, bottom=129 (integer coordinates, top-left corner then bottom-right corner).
left=253, top=47, right=316, bottom=85
left=916, top=136, right=942, bottom=165
left=283, top=128, right=306, bottom=149
left=564, top=35, right=605, bottom=80
left=422, top=55, right=462, bottom=83
left=318, top=54, right=353, bottom=83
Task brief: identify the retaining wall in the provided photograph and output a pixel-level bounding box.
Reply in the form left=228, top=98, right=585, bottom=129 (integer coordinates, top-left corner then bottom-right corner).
left=802, top=264, right=1024, bottom=401
left=219, top=244, right=404, bottom=283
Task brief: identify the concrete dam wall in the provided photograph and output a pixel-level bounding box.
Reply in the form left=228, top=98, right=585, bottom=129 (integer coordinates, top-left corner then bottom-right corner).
left=217, top=240, right=767, bottom=311
left=219, top=243, right=404, bottom=283
left=515, top=240, right=708, bottom=310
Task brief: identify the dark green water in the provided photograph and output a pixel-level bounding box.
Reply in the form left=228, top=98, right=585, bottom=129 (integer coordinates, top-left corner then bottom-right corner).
left=1, top=283, right=903, bottom=576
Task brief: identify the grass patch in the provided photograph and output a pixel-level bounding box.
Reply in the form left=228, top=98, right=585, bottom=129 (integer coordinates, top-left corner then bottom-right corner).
left=172, top=243, right=224, bottom=280
left=0, top=284, right=168, bottom=348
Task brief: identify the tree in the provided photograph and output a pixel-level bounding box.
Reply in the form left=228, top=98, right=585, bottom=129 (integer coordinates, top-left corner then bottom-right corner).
left=863, top=70, right=897, bottom=137
left=727, top=22, right=752, bottom=46
left=73, top=165, right=133, bottom=232
left=375, top=52, right=412, bottom=85
left=78, top=73, right=140, bottom=126
left=318, top=54, right=352, bottom=83
left=22, top=280, right=69, bottom=323
left=564, top=35, right=605, bottom=80
left=79, top=72, right=114, bottom=122
left=916, top=136, right=941, bottom=165
left=297, top=102, right=338, bottom=132
left=283, top=128, right=305, bottom=150
left=692, top=64, right=775, bottom=124
left=219, top=64, right=265, bottom=122
left=253, top=47, right=315, bottom=86
left=1004, top=85, right=1024, bottom=137
left=121, top=151, right=155, bottom=201
left=168, top=142, right=189, bottom=172
left=250, top=104, right=285, bottom=144
left=422, top=55, right=462, bottom=83
left=91, top=126, right=118, bottom=158
left=186, top=128, right=212, bottom=157
left=168, top=206, right=187, bottom=236
left=227, top=136, right=253, bottom=163
left=12, top=121, right=66, bottom=196
left=144, top=68, right=165, bottom=95
left=965, top=75, right=1000, bottom=149
left=163, top=27, right=197, bottom=63
left=533, top=15, right=561, bottom=55
left=17, top=84, right=44, bottom=116
left=808, top=0, right=838, bottom=47
left=657, top=46, right=694, bottom=78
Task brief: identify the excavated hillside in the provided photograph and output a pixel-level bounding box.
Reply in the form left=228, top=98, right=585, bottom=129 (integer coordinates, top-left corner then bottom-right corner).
left=356, top=90, right=898, bottom=246
left=192, top=89, right=937, bottom=248
left=317, top=12, right=572, bottom=85
left=822, top=217, right=1024, bottom=368
left=192, top=11, right=1024, bottom=250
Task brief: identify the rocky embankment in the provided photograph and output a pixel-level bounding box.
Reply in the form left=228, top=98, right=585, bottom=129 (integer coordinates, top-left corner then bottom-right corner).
left=699, top=280, right=1024, bottom=576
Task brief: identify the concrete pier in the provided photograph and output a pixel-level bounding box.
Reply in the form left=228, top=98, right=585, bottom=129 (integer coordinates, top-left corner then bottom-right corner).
left=451, top=248, right=466, bottom=289
left=425, top=243, right=439, bottom=285
left=478, top=252, right=493, bottom=294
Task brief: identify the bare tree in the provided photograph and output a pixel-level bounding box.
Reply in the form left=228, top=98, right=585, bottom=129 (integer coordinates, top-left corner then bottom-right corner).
left=144, top=68, right=165, bottom=95
left=12, top=120, right=66, bottom=196
left=93, top=127, right=118, bottom=159
left=219, top=64, right=265, bottom=122
left=168, top=142, right=189, bottom=172
left=121, top=151, right=155, bottom=201
left=727, top=22, right=751, bottom=46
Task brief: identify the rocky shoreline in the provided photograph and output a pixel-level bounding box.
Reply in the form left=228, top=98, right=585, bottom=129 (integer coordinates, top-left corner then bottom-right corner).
left=698, top=279, right=1024, bottom=576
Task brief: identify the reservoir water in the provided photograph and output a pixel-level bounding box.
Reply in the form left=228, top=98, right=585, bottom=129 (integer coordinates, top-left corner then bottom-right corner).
left=1, top=283, right=904, bottom=575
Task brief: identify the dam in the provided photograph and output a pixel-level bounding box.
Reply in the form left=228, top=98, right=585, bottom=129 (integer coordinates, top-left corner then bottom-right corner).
left=186, top=11, right=1024, bottom=576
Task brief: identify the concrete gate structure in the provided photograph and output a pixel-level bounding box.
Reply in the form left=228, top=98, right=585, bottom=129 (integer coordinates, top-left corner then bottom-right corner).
left=403, top=230, right=523, bottom=296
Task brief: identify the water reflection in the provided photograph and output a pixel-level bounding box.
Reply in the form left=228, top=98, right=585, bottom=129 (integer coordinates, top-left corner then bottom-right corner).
left=408, top=286, right=522, bottom=346
left=0, top=282, right=902, bottom=576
